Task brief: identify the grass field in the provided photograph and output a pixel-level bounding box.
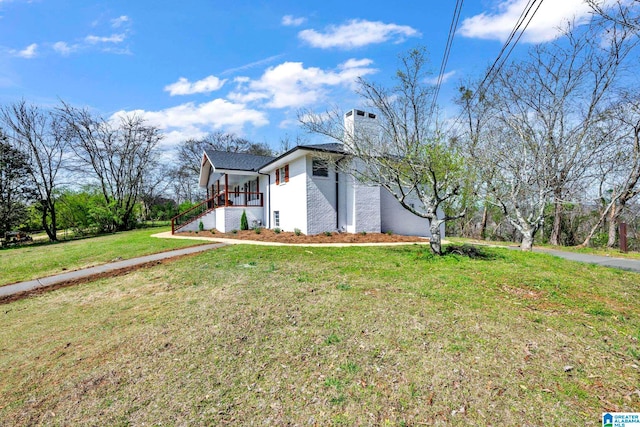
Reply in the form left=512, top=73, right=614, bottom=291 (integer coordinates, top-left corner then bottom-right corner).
left=0, top=244, right=638, bottom=425
left=0, top=227, right=204, bottom=286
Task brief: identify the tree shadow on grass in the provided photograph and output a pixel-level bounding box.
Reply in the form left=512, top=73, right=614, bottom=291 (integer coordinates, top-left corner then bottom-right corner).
left=391, top=244, right=503, bottom=261
left=443, top=244, right=499, bottom=260
left=395, top=245, right=504, bottom=262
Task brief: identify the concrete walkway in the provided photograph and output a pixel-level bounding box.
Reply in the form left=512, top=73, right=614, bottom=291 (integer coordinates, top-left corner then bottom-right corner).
left=0, top=243, right=226, bottom=299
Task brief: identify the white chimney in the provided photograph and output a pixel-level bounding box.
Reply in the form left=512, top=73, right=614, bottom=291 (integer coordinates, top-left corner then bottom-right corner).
left=343, top=109, right=378, bottom=153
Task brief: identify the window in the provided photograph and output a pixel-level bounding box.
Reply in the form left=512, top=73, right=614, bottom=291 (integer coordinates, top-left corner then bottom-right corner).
left=312, top=158, right=329, bottom=177
left=274, top=211, right=280, bottom=227
left=275, top=164, right=289, bottom=185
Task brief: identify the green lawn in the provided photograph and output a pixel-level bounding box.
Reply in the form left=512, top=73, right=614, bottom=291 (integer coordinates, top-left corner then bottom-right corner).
left=0, top=227, right=204, bottom=286
left=0, top=244, right=638, bottom=425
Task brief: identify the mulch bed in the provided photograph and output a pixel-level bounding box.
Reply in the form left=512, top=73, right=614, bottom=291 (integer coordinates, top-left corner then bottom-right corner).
left=183, top=229, right=427, bottom=244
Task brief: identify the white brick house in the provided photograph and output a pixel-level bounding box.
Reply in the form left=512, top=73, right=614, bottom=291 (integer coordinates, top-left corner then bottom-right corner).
left=172, top=110, right=442, bottom=238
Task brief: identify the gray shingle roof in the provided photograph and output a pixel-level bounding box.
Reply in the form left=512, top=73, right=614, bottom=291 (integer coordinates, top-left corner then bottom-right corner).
left=297, top=143, right=346, bottom=154
left=257, top=143, right=347, bottom=170
left=204, top=150, right=276, bottom=171
left=204, top=143, right=346, bottom=172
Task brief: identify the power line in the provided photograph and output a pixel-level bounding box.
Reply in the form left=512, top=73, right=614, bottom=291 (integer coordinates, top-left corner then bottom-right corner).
left=476, top=0, right=543, bottom=95
left=428, top=0, right=465, bottom=126
left=445, top=0, right=545, bottom=135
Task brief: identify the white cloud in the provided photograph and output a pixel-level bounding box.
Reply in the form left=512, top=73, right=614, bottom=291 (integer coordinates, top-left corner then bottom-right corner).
left=52, top=41, right=76, bottom=56
left=164, top=76, right=227, bottom=96
left=299, top=19, right=420, bottom=49
left=459, top=0, right=592, bottom=43
left=425, top=70, right=457, bottom=85
left=85, top=33, right=126, bottom=44
left=111, top=99, right=269, bottom=146
left=13, top=43, right=38, bottom=58
left=229, top=58, right=377, bottom=108
left=111, top=15, right=130, bottom=28
left=282, top=15, right=306, bottom=27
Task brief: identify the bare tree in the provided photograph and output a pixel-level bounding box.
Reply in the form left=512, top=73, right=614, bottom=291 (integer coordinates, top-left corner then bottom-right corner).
left=454, top=82, right=496, bottom=239
left=1, top=100, right=68, bottom=241
left=579, top=93, right=640, bottom=247
left=471, top=15, right=638, bottom=250
left=171, top=132, right=273, bottom=203
left=588, top=0, right=640, bottom=32
left=58, top=104, right=163, bottom=231
left=177, top=132, right=273, bottom=175
left=301, top=48, right=466, bottom=255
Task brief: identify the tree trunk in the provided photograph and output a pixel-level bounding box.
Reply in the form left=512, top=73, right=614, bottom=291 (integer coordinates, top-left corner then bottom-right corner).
left=549, top=200, right=562, bottom=246
left=480, top=204, right=488, bottom=240
left=607, top=205, right=618, bottom=248
left=41, top=203, right=57, bottom=242
left=429, top=219, right=444, bottom=255
left=521, top=231, right=534, bottom=251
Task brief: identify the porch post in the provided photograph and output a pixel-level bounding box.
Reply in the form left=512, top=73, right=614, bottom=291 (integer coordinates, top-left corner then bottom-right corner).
left=225, top=174, right=229, bottom=207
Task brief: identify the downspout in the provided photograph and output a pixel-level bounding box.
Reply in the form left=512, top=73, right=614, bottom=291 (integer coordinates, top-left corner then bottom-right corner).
left=335, top=156, right=345, bottom=230
left=258, top=171, right=271, bottom=228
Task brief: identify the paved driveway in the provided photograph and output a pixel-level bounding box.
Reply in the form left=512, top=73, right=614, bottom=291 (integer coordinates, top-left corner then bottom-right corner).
left=533, top=248, right=640, bottom=273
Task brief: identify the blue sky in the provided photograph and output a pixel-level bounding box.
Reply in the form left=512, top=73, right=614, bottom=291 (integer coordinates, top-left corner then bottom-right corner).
left=0, top=0, right=600, bottom=152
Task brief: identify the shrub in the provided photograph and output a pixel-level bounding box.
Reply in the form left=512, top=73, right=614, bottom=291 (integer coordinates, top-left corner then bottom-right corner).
left=240, top=210, right=249, bottom=231
left=231, top=229, right=238, bottom=234
left=386, top=230, right=393, bottom=236
left=254, top=227, right=262, bottom=234
left=209, top=229, right=216, bottom=234
left=274, top=227, right=281, bottom=234
left=198, top=221, right=204, bottom=231
left=360, top=231, right=367, bottom=236
left=294, top=228, right=302, bottom=236
left=324, top=231, right=332, bottom=237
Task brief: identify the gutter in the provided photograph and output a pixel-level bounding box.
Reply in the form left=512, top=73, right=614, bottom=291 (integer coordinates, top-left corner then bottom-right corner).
left=258, top=171, right=271, bottom=228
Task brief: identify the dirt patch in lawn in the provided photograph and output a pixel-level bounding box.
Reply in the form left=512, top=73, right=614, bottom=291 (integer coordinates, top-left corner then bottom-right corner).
left=183, top=228, right=427, bottom=244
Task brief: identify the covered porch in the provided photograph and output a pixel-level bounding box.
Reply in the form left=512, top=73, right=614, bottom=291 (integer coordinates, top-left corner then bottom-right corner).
left=172, top=171, right=266, bottom=233
left=206, top=172, right=264, bottom=210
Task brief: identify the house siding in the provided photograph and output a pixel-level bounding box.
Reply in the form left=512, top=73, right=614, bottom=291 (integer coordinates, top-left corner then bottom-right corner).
left=353, top=181, right=381, bottom=233
left=306, top=156, right=338, bottom=235
left=221, top=206, right=263, bottom=232
left=343, top=159, right=381, bottom=234
left=379, top=188, right=431, bottom=237
left=269, top=156, right=307, bottom=233
left=178, top=210, right=216, bottom=232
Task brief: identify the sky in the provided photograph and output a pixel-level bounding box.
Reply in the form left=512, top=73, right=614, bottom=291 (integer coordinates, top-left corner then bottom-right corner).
left=0, top=0, right=603, bottom=153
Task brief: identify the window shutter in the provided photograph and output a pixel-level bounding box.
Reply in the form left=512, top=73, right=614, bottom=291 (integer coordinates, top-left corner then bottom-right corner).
left=284, top=164, right=289, bottom=183
left=276, top=169, right=280, bottom=185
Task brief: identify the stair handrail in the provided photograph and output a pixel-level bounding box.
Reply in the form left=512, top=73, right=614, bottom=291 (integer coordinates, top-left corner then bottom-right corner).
left=171, top=195, right=218, bottom=234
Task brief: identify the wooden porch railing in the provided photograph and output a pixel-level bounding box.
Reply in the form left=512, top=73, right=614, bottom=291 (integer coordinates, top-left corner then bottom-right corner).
left=171, top=195, right=219, bottom=234
left=171, top=191, right=264, bottom=234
